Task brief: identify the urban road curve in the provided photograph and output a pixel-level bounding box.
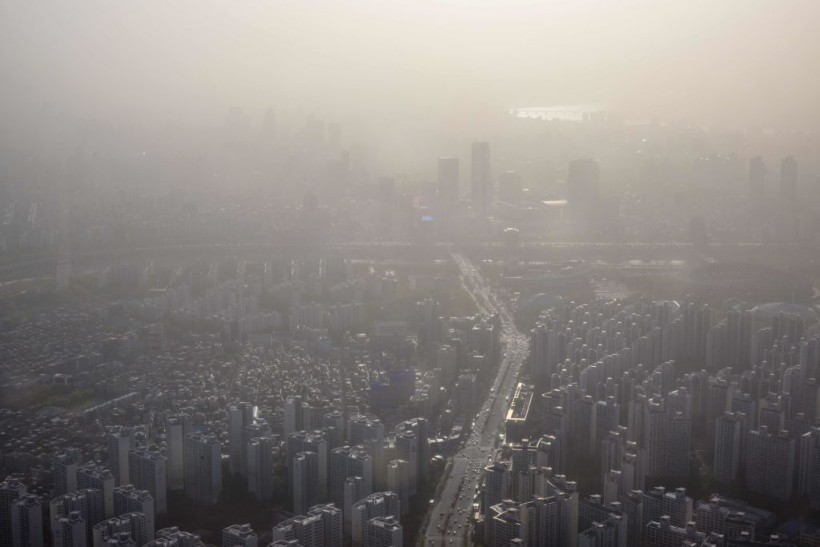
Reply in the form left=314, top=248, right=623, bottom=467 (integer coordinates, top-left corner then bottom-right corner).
left=422, top=253, right=529, bottom=546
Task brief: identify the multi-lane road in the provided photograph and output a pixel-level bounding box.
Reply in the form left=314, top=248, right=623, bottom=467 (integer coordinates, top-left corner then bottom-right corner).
left=423, top=254, right=529, bottom=546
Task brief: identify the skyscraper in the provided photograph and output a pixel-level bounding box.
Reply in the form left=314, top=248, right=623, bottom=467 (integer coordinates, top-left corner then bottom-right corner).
left=470, top=142, right=491, bottom=217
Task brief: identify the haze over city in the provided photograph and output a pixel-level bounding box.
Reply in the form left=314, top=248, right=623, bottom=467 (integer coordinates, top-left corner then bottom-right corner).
left=2, top=2, right=820, bottom=547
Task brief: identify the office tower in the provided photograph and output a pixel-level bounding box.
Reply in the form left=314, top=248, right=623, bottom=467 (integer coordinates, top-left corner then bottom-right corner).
left=78, top=465, right=115, bottom=519
left=11, top=494, right=42, bottom=547
left=483, top=462, right=510, bottom=521
left=2, top=477, right=28, bottom=547
left=364, top=516, right=402, bottom=547
left=470, top=141, right=491, bottom=217
left=350, top=492, right=400, bottom=547
left=226, top=403, right=257, bottom=475
left=246, top=436, right=274, bottom=502
left=567, top=158, right=600, bottom=213
left=780, top=155, right=798, bottom=203
left=53, top=511, right=86, bottom=547
left=498, top=170, right=522, bottom=205
left=165, top=414, right=191, bottom=491
left=746, top=426, right=795, bottom=501
left=800, top=428, right=820, bottom=510
left=386, top=460, right=410, bottom=516
left=292, top=451, right=320, bottom=515
left=437, top=157, right=459, bottom=207
left=714, top=412, right=743, bottom=484
left=107, top=428, right=133, bottom=486
left=645, top=517, right=704, bottom=547
left=222, top=525, right=256, bottom=547
left=93, top=513, right=150, bottom=547
left=287, top=431, right=328, bottom=500
left=183, top=433, right=222, bottom=505
left=749, top=156, right=765, bottom=199
left=284, top=397, right=304, bottom=438
left=54, top=448, right=82, bottom=496
left=329, top=445, right=372, bottom=509
left=50, top=489, right=105, bottom=545
left=113, top=486, right=154, bottom=542
left=322, top=411, right=345, bottom=451
left=128, top=448, right=167, bottom=515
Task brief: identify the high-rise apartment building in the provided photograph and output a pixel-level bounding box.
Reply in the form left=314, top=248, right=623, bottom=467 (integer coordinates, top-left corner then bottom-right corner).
left=112, top=486, right=154, bottom=543
left=107, top=428, right=133, bottom=487
left=222, top=525, right=256, bottom=547
left=128, top=448, right=167, bottom=514
left=53, top=448, right=83, bottom=496
left=77, top=465, right=115, bottom=519
left=183, top=433, right=222, bottom=505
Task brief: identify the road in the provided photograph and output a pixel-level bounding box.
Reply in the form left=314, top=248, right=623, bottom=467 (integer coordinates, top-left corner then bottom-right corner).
left=423, top=253, right=529, bottom=546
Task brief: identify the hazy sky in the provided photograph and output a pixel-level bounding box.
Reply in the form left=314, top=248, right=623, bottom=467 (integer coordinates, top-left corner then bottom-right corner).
left=2, top=0, right=819, bottom=130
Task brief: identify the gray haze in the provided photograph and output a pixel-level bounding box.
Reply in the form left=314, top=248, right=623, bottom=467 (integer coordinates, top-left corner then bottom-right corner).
left=2, top=0, right=819, bottom=132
